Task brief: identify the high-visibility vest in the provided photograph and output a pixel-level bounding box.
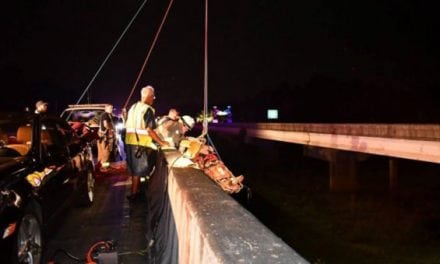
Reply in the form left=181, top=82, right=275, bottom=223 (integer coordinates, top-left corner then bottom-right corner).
left=155, top=117, right=182, bottom=148
left=125, top=102, right=156, bottom=148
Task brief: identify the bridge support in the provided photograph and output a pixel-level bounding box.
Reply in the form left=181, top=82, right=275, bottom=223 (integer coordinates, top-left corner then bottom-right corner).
left=304, top=147, right=360, bottom=192
left=389, top=158, right=398, bottom=193
left=326, top=150, right=358, bottom=192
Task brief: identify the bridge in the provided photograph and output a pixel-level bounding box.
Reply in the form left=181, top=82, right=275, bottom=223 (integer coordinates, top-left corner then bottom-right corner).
left=146, top=122, right=440, bottom=262
left=207, top=123, right=440, bottom=191
left=43, top=122, right=439, bottom=263
left=207, top=123, right=440, bottom=163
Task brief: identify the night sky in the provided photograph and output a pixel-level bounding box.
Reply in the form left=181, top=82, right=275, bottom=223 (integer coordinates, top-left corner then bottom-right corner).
left=1, top=1, right=439, bottom=122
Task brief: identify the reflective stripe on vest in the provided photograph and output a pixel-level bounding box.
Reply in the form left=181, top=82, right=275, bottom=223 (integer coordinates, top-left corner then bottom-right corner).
left=125, top=132, right=154, bottom=148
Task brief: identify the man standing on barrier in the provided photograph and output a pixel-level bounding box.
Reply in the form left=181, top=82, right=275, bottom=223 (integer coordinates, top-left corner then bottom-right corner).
left=124, top=85, right=169, bottom=203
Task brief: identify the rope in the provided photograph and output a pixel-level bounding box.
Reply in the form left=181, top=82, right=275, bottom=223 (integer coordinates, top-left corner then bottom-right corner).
left=201, top=0, right=209, bottom=136
left=122, top=0, right=175, bottom=110
left=74, top=0, right=149, bottom=106
left=206, top=133, right=221, bottom=161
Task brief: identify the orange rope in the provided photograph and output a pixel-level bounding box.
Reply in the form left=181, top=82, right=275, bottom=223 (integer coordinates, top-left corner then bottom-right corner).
left=123, top=0, right=175, bottom=110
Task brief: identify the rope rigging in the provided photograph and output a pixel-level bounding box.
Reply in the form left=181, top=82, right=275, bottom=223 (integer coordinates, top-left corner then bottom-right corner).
left=123, top=0, right=175, bottom=110
left=72, top=0, right=216, bottom=161
left=201, top=0, right=209, bottom=137
left=74, top=0, right=150, bottom=106
left=71, top=0, right=245, bottom=195
left=201, top=0, right=222, bottom=162
left=73, top=0, right=207, bottom=136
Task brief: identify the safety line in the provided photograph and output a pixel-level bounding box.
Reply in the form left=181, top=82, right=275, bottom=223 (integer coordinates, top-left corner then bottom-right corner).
left=123, top=0, right=175, bottom=110
left=206, top=133, right=222, bottom=161
left=74, top=0, right=149, bottom=107
left=201, top=0, right=209, bottom=136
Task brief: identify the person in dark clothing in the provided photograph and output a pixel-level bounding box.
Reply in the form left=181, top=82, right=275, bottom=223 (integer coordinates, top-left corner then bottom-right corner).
left=97, top=104, right=115, bottom=171
left=35, top=100, right=48, bottom=115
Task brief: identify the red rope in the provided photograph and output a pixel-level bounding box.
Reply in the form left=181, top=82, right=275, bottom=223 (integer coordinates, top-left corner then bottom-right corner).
left=123, top=0, right=175, bottom=110
left=86, top=241, right=111, bottom=264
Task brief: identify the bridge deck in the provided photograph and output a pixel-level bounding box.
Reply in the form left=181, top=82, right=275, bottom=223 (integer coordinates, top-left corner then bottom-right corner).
left=208, top=123, right=440, bottom=164
left=215, top=123, right=440, bottom=141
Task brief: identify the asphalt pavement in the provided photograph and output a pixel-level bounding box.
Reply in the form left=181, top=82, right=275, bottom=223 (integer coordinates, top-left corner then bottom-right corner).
left=43, top=162, right=149, bottom=264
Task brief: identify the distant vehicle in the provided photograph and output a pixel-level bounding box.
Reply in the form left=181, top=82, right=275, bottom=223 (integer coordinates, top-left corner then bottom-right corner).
left=0, top=112, right=95, bottom=263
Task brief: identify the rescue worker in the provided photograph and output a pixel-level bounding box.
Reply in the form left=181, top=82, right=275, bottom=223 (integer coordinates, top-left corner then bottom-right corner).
left=125, top=85, right=169, bottom=202
left=35, top=100, right=48, bottom=115
left=157, top=108, right=179, bottom=125
left=180, top=115, right=195, bottom=138
left=155, top=108, right=181, bottom=148
left=175, top=115, right=195, bottom=152
left=156, top=112, right=195, bottom=148
left=97, top=104, right=115, bottom=171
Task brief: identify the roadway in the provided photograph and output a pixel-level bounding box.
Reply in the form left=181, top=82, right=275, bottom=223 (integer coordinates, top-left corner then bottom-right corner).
left=42, top=162, right=149, bottom=264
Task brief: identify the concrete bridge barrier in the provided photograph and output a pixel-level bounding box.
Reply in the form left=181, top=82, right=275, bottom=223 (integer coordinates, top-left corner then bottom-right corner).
left=146, top=150, right=308, bottom=264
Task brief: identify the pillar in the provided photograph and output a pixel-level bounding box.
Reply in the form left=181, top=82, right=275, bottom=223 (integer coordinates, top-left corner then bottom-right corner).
left=326, top=149, right=359, bottom=192
left=389, top=158, right=398, bottom=193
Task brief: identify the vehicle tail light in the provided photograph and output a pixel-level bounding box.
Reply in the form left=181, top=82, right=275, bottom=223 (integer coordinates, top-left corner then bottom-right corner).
left=2, top=223, right=17, bottom=239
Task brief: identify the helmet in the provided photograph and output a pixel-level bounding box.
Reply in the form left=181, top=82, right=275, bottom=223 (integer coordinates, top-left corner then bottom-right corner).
left=181, top=115, right=195, bottom=130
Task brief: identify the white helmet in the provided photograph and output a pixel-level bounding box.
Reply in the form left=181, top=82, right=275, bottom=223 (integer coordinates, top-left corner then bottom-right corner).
left=181, top=115, right=195, bottom=130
